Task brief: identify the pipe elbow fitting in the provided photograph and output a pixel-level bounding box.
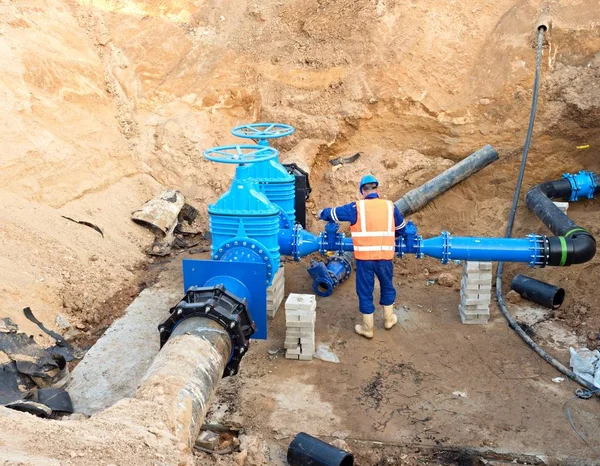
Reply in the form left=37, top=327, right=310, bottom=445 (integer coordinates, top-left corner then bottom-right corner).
left=569, top=231, right=596, bottom=264
left=547, top=231, right=596, bottom=266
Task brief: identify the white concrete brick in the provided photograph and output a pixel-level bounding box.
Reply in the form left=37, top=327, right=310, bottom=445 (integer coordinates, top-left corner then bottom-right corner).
left=300, top=345, right=315, bottom=354
left=459, top=307, right=489, bottom=324
left=285, top=352, right=300, bottom=360
left=285, top=309, right=315, bottom=322
left=462, top=272, right=493, bottom=281
left=284, top=340, right=300, bottom=349
left=286, top=330, right=314, bottom=339
left=298, top=354, right=313, bottom=361
left=285, top=320, right=315, bottom=329
left=300, top=336, right=315, bottom=345
left=464, top=261, right=492, bottom=272
left=286, top=345, right=301, bottom=355
left=285, top=293, right=316, bottom=311
left=553, top=201, right=569, bottom=213
left=461, top=278, right=492, bottom=291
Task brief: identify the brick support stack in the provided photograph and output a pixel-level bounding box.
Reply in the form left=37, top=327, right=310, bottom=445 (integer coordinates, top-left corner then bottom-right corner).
left=267, top=266, right=285, bottom=319
left=459, top=261, right=492, bottom=324
left=284, top=293, right=316, bottom=361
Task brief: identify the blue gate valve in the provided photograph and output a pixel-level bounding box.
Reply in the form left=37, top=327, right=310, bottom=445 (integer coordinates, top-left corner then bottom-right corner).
left=204, top=145, right=282, bottom=284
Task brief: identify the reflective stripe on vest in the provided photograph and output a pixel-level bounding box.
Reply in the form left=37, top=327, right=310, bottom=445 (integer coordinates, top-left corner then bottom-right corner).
left=350, top=199, right=395, bottom=260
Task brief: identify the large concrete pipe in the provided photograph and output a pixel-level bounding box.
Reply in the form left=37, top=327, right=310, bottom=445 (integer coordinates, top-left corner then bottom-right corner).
left=395, top=144, right=499, bottom=216
left=134, top=318, right=232, bottom=449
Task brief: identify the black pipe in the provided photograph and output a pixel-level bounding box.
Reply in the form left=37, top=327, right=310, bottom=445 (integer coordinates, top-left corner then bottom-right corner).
left=288, top=432, right=354, bottom=466
left=526, top=177, right=597, bottom=265
left=510, top=274, right=565, bottom=309
left=496, top=26, right=598, bottom=393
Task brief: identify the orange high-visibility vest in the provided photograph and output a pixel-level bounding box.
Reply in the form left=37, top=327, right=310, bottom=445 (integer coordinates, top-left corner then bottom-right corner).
left=350, top=199, right=395, bottom=260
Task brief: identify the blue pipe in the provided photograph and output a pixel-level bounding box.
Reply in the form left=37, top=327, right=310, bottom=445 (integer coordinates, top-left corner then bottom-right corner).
left=417, top=233, right=545, bottom=267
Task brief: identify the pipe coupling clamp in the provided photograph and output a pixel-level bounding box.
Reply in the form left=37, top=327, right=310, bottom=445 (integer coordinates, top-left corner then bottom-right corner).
left=158, top=284, right=256, bottom=377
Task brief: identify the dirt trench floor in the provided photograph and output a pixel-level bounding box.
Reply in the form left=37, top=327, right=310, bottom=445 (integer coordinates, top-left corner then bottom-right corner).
left=165, top=249, right=600, bottom=465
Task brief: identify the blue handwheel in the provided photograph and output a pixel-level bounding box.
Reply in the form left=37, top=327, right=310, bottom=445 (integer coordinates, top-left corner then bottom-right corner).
left=204, top=145, right=278, bottom=164
left=231, top=123, right=295, bottom=140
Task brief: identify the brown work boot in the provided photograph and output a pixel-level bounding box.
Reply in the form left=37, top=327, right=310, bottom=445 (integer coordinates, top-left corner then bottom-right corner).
left=383, top=305, right=398, bottom=330
left=355, top=313, right=374, bottom=339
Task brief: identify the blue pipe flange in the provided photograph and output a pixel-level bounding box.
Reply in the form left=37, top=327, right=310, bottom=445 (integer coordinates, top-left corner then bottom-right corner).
left=562, top=171, right=597, bottom=201
left=231, top=123, right=295, bottom=144
left=204, top=144, right=278, bottom=164
left=527, top=234, right=547, bottom=267
left=439, top=231, right=451, bottom=264
left=212, top=237, right=276, bottom=284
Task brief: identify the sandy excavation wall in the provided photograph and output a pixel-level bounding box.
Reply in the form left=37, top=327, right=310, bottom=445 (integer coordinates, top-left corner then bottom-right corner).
left=0, top=0, right=599, bottom=337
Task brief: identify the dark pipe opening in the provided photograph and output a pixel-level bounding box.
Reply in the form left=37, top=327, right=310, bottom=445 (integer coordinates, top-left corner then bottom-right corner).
left=553, top=288, right=566, bottom=309
left=288, top=432, right=354, bottom=466
left=317, top=282, right=330, bottom=294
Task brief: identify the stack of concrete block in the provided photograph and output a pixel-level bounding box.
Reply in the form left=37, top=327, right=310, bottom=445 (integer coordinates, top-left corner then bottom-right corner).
left=267, top=266, right=285, bottom=319
left=284, top=293, right=316, bottom=361
left=459, top=261, right=492, bottom=324
left=553, top=201, right=569, bottom=214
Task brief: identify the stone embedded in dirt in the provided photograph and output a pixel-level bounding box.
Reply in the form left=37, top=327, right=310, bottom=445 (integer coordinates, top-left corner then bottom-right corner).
left=55, top=314, right=72, bottom=330
left=437, top=273, right=456, bottom=287
left=331, top=438, right=352, bottom=452
left=506, top=290, right=521, bottom=304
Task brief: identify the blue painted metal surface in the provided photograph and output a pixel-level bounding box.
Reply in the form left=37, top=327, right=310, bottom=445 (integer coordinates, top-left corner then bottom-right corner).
left=418, top=233, right=546, bottom=267
left=307, top=252, right=353, bottom=297
left=205, top=145, right=281, bottom=285
left=278, top=225, right=320, bottom=260
left=182, top=259, right=268, bottom=340
left=562, top=171, right=596, bottom=201
left=232, top=123, right=297, bottom=228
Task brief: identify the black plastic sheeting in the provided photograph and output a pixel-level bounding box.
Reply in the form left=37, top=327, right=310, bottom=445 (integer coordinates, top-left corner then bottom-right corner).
left=0, top=310, right=74, bottom=416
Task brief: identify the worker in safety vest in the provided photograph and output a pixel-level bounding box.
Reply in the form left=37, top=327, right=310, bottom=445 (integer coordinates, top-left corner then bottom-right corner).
left=318, top=174, right=407, bottom=338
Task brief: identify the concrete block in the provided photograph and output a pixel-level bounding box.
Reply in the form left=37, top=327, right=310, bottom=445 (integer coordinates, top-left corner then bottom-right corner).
left=464, top=261, right=492, bottom=272
left=284, top=340, right=300, bottom=349
left=462, top=271, right=493, bottom=280
left=285, top=352, right=300, bottom=360
left=298, top=354, right=313, bottom=361
left=300, top=336, right=315, bottom=345
left=461, top=276, right=493, bottom=286
left=459, top=304, right=490, bottom=315
left=300, top=345, right=315, bottom=354
left=286, top=320, right=315, bottom=329
left=461, top=277, right=492, bottom=291
left=286, top=330, right=314, bottom=339
left=286, top=345, right=301, bottom=355
left=459, top=307, right=489, bottom=324
left=286, top=309, right=315, bottom=322
left=285, top=293, right=316, bottom=311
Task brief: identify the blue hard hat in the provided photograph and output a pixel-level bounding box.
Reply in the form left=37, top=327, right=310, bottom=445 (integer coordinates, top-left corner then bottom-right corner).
left=359, top=174, right=379, bottom=193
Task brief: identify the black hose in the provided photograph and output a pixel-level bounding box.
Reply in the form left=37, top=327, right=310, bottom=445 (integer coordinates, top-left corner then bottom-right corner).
left=495, top=26, right=598, bottom=392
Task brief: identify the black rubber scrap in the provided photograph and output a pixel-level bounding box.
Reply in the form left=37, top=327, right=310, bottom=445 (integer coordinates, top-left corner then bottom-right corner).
left=329, top=152, right=362, bottom=166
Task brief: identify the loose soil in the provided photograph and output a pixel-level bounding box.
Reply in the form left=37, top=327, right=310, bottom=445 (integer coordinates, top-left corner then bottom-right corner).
left=0, top=0, right=599, bottom=464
